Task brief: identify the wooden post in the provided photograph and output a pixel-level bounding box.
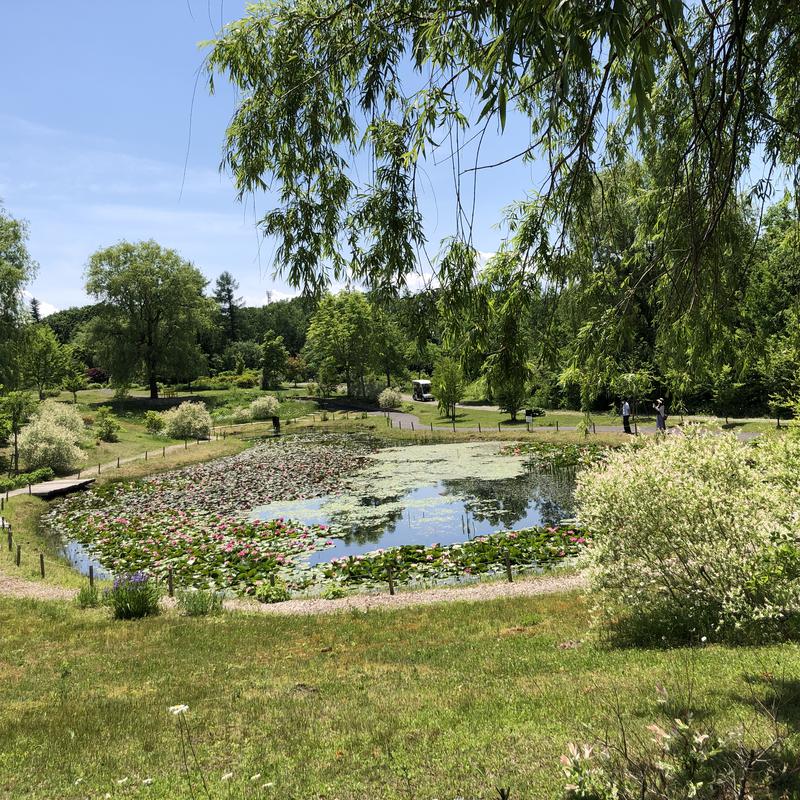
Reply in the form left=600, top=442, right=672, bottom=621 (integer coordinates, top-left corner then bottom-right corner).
left=89, top=565, right=94, bottom=588
left=117, top=456, right=120, bottom=468
left=527, top=422, right=530, bottom=432
left=15, top=544, right=21, bottom=567
left=398, top=420, right=402, bottom=429
left=162, top=446, right=166, bottom=457
left=592, top=422, right=596, bottom=434
left=411, top=422, right=414, bottom=431
left=556, top=420, right=559, bottom=432
left=168, top=566, right=174, bottom=597
left=387, top=564, right=395, bottom=596
left=430, top=422, right=433, bottom=431
left=184, top=440, right=188, bottom=449
left=505, top=550, right=513, bottom=583
left=39, top=553, right=45, bottom=578
left=498, top=422, right=501, bottom=432
left=478, top=422, right=481, bottom=433
left=97, top=463, right=101, bottom=475
left=28, top=483, right=32, bottom=494
left=145, top=450, right=148, bottom=461
left=7, top=527, right=12, bottom=551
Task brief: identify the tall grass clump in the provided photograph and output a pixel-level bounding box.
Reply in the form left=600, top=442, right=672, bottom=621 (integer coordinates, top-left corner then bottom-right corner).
left=577, top=429, right=800, bottom=644
left=106, top=572, right=161, bottom=620
left=176, top=588, right=224, bottom=616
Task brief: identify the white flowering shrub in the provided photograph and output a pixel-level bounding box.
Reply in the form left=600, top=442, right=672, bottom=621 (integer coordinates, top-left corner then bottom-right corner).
left=378, top=387, right=403, bottom=410
left=249, top=395, right=280, bottom=420
left=35, top=399, right=85, bottom=437
left=161, top=401, right=212, bottom=440
left=18, top=418, right=85, bottom=472
left=232, top=406, right=252, bottom=424
left=576, top=429, right=800, bottom=643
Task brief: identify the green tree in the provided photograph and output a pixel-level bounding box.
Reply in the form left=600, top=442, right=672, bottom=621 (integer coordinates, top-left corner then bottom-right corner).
left=431, top=356, right=464, bottom=420
left=285, top=355, right=307, bottom=387
left=372, top=310, right=409, bottom=388
left=709, top=364, right=743, bottom=425
left=206, top=1, right=796, bottom=333
left=24, top=325, right=68, bottom=400
left=0, top=205, right=37, bottom=389
left=86, top=241, right=210, bottom=399
left=213, top=271, right=243, bottom=341
left=0, top=391, right=36, bottom=472
left=62, top=352, right=88, bottom=404
left=304, top=292, right=376, bottom=398
left=260, top=331, right=289, bottom=390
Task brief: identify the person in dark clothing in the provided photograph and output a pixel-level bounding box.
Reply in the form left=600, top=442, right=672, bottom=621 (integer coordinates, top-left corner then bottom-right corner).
left=622, top=398, right=632, bottom=434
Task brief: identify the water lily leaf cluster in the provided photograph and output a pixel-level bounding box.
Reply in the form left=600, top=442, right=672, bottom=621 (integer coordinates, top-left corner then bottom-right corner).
left=502, top=441, right=608, bottom=471
left=323, top=527, right=589, bottom=588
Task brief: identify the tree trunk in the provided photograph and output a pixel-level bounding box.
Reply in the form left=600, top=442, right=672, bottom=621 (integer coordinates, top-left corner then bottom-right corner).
left=149, top=375, right=159, bottom=399
left=13, top=429, right=19, bottom=473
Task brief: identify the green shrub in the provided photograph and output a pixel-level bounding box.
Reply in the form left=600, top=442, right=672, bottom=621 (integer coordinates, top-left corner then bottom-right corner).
left=255, top=581, right=291, bottom=604
left=161, top=401, right=212, bottom=440
left=105, top=572, right=161, bottom=620
left=94, top=407, right=120, bottom=442
left=143, top=410, right=165, bottom=434
left=176, top=588, right=224, bottom=616
left=249, top=395, right=280, bottom=420
left=0, top=467, right=55, bottom=493
left=577, top=430, right=800, bottom=643
left=76, top=584, right=101, bottom=609
left=321, top=583, right=348, bottom=600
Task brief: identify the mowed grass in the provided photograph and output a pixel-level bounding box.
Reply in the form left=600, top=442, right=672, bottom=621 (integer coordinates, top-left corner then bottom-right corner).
left=0, top=592, right=797, bottom=800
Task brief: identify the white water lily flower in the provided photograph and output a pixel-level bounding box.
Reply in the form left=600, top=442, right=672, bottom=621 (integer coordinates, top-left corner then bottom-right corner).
left=168, top=704, right=189, bottom=715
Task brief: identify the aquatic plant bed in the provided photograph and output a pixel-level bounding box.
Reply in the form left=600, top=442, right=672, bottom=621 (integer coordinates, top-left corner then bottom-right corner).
left=323, top=526, right=588, bottom=588
left=64, top=510, right=334, bottom=593
left=502, top=441, right=609, bottom=470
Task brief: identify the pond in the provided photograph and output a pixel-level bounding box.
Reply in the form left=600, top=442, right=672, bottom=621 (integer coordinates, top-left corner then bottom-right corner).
left=252, top=441, right=575, bottom=563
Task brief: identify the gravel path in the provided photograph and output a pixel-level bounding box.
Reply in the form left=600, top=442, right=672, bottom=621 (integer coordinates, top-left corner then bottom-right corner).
left=0, top=568, right=585, bottom=613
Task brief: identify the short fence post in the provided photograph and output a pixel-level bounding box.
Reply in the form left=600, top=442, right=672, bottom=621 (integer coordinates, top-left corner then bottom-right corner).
left=411, top=422, right=414, bottom=431
left=39, top=553, right=45, bottom=579
left=97, top=463, right=101, bottom=475
left=387, top=564, right=395, bottom=596
left=498, top=422, right=501, bottom=432
left=162, top=446, right=165, bottom=457
left=527, top=422, right=530, bottom=432
left=15, top=544, right=21, bottom=567
left=504, top=550, right=513, bottom=583
left=7, top=526, right=12, bottom=551
left=117, top=457, right=120, bottom=468
left=556, top=420, right=559, bottom=432
left=28, top=483, right=31, bottom=494
left=398, top=421, right=402, bottom=429
left=478, top=422, right=481, bottom=433
left=430, top=422, right=433, bottom=431
left=145, top=450, right=148, bottom=461
left=89, top=565, right=94, bottom=588
left=168, top=566, right=174, bottom=597
left=184, top=440, right=188, bottom=449
left=592, top=422, right=596, bottom=434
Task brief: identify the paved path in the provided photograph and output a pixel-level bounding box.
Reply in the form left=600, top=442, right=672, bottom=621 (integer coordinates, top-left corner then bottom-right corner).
left=372, top=409, right=761, bottom=440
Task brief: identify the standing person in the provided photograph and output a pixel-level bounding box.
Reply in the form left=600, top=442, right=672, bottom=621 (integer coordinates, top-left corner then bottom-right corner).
left=622, top=398, right=632, bottom=434
left=654, top=398, right=667, bottom=432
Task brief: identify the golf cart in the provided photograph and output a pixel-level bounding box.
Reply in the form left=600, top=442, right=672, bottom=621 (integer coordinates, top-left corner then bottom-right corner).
left=412, top=379, right=433, bottom=402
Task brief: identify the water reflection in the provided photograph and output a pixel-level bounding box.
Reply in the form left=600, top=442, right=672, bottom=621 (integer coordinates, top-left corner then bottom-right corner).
left=253, top=468, right=575, bottom=563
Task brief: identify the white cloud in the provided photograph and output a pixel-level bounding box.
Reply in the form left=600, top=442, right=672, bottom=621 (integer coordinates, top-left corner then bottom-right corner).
left=23, top=290, right=58, bottom=317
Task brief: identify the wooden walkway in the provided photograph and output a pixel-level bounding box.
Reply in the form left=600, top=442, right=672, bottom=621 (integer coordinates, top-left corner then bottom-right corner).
left=18, top=478, right=95, bottom=500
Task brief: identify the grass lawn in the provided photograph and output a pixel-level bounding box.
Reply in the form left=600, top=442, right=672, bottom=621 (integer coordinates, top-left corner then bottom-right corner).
left=0, top=592, right=797, bottom=799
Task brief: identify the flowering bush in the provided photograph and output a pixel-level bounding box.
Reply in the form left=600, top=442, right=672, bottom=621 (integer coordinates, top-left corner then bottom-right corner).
left=161, top=401, right=212, bottom=440
left=378, top=387, right=403, bottom=409
left=105, top=572, right=161, bottom=620
left=249, top=395, right=280, bottom=420
left=35, top=399, right=85, bottom=437
left=576, top=430, right=800, bottom=643
left=18, top=418, right=84, bottom=471
left=232, top=406, right=252, bottom=423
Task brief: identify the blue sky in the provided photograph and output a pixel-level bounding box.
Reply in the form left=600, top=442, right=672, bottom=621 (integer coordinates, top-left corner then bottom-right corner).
left=0, top=2, right=552, bottom=315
